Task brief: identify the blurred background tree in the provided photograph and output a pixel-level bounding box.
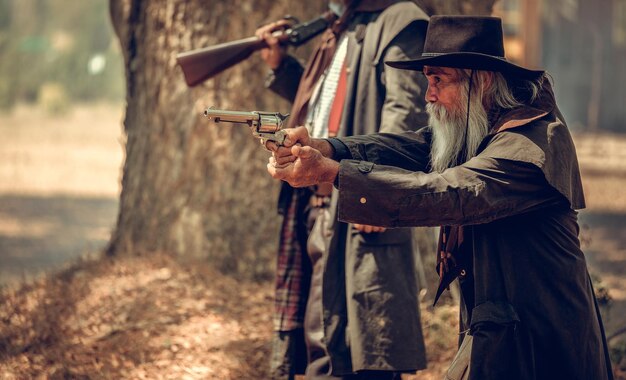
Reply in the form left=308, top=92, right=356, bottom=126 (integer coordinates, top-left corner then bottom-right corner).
left=0, top=0, right=124, bottom=112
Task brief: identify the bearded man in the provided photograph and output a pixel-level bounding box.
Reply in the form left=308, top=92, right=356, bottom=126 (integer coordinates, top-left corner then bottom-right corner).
left=267, top=15, right=615, bottom=380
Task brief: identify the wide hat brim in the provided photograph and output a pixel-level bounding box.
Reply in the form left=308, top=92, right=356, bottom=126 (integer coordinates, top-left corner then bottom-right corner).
left=386, top=52, right=545, bottom=79
left=386, top=16, right=545, bottom=80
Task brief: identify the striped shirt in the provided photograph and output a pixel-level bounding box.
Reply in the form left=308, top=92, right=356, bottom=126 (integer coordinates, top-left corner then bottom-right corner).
left=305, top=35, right=348, bottom=139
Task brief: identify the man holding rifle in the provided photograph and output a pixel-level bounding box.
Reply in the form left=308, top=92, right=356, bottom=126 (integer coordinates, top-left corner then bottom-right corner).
left=267, top=15, right=615, bottom=380
left=257, top=0, right=430, bottom=379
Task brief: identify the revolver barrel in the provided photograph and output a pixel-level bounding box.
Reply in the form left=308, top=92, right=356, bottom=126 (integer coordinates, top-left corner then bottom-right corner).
left=204, top=108, right=259, bottom=124
left=203, top=107, right=290, bottom=145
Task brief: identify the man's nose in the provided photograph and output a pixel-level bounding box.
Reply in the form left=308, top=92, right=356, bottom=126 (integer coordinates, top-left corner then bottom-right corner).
left=425, top=85, right=437, bottom=103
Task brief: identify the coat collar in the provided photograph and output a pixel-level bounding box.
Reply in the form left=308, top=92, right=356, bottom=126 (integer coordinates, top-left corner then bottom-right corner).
left=493, top=80, right=556, bottom=133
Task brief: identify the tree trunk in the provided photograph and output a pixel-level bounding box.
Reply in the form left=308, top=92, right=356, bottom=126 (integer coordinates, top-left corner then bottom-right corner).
left=107, top=0, right=496, bottom=278
left=107, top=0, right=324, bottom=278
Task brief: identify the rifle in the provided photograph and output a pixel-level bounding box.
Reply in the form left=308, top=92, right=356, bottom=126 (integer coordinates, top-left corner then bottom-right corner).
left=177, top=12, right=336, bottom=87
left=204, top=107, right=290, bottom=145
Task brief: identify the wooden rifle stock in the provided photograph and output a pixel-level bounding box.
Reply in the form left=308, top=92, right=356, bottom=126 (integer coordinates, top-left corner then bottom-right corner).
left=176, top=36, right=264, bottom=87
left=176, top=12, right=336, bottom=87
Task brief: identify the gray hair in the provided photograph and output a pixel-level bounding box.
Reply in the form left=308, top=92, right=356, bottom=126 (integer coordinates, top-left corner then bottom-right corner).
left=428, top=70, right=546, bottom=173
left=459, top=69, right=546, bottom=110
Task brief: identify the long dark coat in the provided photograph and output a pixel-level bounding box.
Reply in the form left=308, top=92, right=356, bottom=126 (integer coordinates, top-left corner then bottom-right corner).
left=332, top=82, right=615, bottom=379
left=268, top=1, right=430, bottom=375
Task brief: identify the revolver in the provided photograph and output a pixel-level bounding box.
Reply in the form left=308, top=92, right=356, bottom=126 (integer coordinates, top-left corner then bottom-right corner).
left=204, top=107, right=290, bottom=145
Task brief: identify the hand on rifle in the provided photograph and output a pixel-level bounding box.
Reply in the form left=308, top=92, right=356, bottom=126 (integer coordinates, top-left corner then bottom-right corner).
left=255, top=20, right=292, bottom=70
left=266, top=126, right=339, bottom=188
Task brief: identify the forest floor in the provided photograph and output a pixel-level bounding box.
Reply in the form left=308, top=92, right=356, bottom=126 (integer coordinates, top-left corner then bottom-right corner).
left=0, top=104, right=625, bottom=379
left=0, top=253, right=460, bottom=379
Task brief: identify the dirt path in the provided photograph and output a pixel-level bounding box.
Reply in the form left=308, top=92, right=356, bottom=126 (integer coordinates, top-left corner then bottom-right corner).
left=0, top=254, right=276, bottom=379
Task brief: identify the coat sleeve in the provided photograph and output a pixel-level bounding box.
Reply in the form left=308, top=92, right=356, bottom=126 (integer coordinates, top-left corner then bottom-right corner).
left=264, top=55, right=304, bottom=102
left=336, top=127, right=431, bottom=172
left=336, top=139, right=567, bottom=228
left=378, top=20, right=429, bottom=133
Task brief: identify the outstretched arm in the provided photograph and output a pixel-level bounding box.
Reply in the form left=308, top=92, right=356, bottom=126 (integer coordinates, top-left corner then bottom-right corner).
left=336, top=153, right=566, bottom=228
left=332, top=128, right=432, bottom=172
left=266, top=126, right=433, bottom=187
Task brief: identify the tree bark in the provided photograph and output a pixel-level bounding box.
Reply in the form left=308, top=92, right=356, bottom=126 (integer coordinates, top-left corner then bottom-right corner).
left=107, top=0, right=496, bottom=278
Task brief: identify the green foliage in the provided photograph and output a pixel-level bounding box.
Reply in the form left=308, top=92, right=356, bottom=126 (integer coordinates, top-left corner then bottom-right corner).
left=0, top=0, right=124, bottom=110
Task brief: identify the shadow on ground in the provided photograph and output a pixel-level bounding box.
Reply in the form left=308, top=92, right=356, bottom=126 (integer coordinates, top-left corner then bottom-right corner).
left=0, top=194, right=118, bottom=286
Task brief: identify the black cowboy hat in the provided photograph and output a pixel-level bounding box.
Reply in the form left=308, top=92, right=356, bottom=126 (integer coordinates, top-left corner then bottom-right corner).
left=386, top=15, right=545, bottom=79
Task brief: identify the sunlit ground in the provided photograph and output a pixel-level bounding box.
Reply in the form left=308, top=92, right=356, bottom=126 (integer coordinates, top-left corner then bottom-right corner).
left=0, top=103, right=124, bottom=197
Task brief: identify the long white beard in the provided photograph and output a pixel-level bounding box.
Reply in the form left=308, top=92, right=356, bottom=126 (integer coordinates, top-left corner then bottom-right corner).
left=428, top=86, right=490, bottom=173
